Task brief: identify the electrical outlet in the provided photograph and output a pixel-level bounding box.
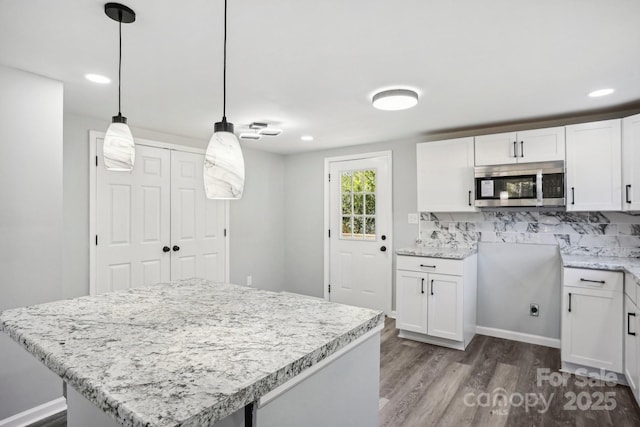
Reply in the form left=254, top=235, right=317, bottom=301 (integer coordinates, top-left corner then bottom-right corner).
left=448, top=223, right=456, bottom=233
left=408, top=213, right=418, bottom=224
left=247, top=275, right=253, bottom=287
left=530, top=303, right=539, bottom=317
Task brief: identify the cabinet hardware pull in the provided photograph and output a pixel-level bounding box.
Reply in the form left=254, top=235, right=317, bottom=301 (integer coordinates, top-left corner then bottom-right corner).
left=162, top=246, right=170, bottom=253
left=468, top=190, right=472, bottom=206
left=421, top=278, right=424, bottom=294
left=430, top=279, right=434, bottom=295
left=628, top=312, right=636, bottom=336
left=568, top=292, right=572, bottom=312
left=513, top=141, right=517, bottom=158
left=419, top=264, right=436, bottom=268
left=579, top=278, right=605, bottom=284
left=571, top=187, right=575, bottom=205
left=626, top=185, right=632, bottom=204
left=520, top=141, right=524, bottom=157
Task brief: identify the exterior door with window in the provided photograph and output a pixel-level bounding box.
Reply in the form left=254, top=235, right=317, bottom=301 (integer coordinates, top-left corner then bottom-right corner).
left=328, top=153, right=392, bottom=314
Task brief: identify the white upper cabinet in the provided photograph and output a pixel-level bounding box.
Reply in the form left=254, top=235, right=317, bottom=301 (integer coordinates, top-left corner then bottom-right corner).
left=623, top=113, right=640, bottom=211
left=474, top=126, right=565, bottom=166
left=417, top=137, right=476, bottom=212
left=566, top=119, right=622, bottom=211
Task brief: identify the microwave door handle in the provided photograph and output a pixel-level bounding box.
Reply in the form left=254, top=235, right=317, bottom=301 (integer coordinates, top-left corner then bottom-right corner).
left=536, top=171, right=543, bottom=206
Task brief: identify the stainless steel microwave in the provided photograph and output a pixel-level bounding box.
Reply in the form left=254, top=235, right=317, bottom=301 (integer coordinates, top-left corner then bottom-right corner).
left=474, top=160, right=565, bottom=207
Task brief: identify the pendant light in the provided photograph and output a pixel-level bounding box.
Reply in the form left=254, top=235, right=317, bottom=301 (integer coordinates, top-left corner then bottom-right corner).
left=204, top=0, right=245, bottom=199
left=103, top=3, right=136, bottom=171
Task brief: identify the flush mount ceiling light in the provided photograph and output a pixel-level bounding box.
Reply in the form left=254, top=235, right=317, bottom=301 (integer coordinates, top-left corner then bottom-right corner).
left=372, top=89, right=419, bottom=111
left=588, top=88, right=615, bottom=98
left=301, top=135, right=314, bottom=142
left=204, top=0, right=245, bottom=200
left=103, top=3, right=136, bottom=171
left=239, top=132, right=261, bottom=140
left=85, top=73, right=111, bottom=84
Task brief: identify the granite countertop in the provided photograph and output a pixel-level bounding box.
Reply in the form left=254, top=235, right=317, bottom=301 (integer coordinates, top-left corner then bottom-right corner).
left=396, top=246, right=477, bottom=260
left=0, top=279, right=384, bottom=427
left=560, top=253, right=640, bottom=286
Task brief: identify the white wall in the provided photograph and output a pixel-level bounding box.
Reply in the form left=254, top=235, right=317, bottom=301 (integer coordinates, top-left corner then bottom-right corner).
left=229, top=149, right=285, bottom=291
left=283, top=140, right=419, bottom=299
left=0, top=66, right=64, bottom=419
left=63, top=114, right=286, bottom=297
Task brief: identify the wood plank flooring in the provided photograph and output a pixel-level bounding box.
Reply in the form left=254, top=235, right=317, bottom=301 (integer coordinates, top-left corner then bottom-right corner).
left=380, top=317, right=640, bottom=427
left=27, top=317, right=640, bottom=427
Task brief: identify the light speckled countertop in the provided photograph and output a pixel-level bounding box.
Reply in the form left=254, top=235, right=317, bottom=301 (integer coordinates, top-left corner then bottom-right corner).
left=0, top=279, right=384, bottom=427
left=396, top=246, right=477, bottom=260
left=560, top=254, right=640, bottom=286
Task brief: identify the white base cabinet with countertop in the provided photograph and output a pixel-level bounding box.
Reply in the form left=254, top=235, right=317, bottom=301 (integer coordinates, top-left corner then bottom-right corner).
left=396, top=253, right=477, bottom=350
left=561, top=267, right=623, bottom=378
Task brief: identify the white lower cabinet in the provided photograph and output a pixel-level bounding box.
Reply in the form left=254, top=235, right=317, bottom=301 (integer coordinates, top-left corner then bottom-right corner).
left=561, top=268, right=623, bottom=375
left=625, top=294, right=639, bottom=400
left=395, top=254, right=477, bottom=350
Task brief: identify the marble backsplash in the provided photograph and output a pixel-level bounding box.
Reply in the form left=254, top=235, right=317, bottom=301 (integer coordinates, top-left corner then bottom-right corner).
left=418, top=210, right=640, bottom=257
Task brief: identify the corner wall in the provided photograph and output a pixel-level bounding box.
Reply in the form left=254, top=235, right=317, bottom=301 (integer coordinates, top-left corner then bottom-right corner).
left=0, top=66, right=64, bottom=419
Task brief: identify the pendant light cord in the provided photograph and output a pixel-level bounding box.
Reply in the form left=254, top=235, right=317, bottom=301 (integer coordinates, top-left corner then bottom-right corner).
left=222, top=0, right=227, bottom=120
left=118, top=13, right=123, bottom=116
left=222, top=0, right=227, bottom=122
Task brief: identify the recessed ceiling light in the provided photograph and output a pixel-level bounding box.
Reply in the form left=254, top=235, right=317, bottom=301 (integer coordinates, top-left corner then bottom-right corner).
left=588, top=88, right=615, bottom=98
left=301, top=135, right=314, bottom=141
left=372, top=89, right=419, bottom=111
left=85, top=73, right=111, bottom=84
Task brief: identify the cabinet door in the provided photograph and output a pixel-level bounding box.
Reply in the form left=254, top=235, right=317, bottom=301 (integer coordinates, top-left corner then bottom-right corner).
left=566, top=119, right=622, bottom=211
left=517, top=126, right=565, bottom=163
left=561, top=286, right=623, bottom=372
left=625, top=295, right=639, bottom=398
left=427, top=273, right=463, bottom=341
left=623, top=114, right=640, bottom=211
left=396, top=270, right=428, bottom=334
left=417, top=138, right=476, bottom=212
left=474, top=132, right=518, bottom=166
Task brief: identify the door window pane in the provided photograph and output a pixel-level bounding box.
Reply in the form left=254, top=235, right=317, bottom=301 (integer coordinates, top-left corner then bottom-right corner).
left=339, top=169, right=377, bottom=240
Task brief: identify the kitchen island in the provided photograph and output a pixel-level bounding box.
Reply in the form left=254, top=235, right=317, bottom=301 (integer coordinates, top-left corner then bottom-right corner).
left=0, top=279, right=384, bottom=427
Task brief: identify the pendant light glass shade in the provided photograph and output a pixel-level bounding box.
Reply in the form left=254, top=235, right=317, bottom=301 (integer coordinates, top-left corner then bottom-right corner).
left=204, top=124, right=245, bottom=199
left=204, top=0, right=245, bottom=199
left=104, top=117, right=135, bottom=171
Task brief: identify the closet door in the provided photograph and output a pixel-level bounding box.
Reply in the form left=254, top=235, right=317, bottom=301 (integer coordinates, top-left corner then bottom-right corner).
left=96, top=143, right=171, bottom=294
left=170, top=151, right=227, bottom=282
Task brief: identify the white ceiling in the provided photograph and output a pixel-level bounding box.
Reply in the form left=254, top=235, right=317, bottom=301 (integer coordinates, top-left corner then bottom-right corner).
left=1, top=0, right=639, bottom=154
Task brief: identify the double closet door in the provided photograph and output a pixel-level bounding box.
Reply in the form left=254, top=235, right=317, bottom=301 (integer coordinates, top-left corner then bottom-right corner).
left=95, top=142, right=227, bottom=295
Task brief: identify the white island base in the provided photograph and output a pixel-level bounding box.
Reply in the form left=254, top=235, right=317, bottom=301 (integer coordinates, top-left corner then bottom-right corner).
left=67, top=325, right=382, bottom=427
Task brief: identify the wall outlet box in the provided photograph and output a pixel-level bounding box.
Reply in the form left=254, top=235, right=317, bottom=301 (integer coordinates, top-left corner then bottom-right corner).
left=408, top=213, right=419, bottom=224
left=448, top=223, right=456, bottom=233
left=246, top=275, right=253, bottom=287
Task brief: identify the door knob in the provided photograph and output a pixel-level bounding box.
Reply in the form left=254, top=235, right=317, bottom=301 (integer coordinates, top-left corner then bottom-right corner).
left=380, top=246, right=387, bottom=252
left=173, top=245, right=180, bottom=252
left=162, top=246, right=170, bottom=253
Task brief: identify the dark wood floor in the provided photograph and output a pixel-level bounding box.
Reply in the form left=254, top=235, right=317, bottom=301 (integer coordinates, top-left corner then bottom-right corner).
left=28, top=317, right=640, bottom=427
left=380, top=317, right=640, bottom=427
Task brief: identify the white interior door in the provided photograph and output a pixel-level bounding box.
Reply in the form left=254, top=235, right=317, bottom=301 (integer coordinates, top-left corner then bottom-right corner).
left=96, top=142, right=171, bottom=294
left=170, top=150, right=226, bottom=282
left=328, top=153, right=392, bottom=313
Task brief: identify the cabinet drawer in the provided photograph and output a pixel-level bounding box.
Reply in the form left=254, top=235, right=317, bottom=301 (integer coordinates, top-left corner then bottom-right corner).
left=396, top=255, right=463, bottom=276
left=625, top=273, right=638, bottom=305
left=563, top=268, right=623, bottom=293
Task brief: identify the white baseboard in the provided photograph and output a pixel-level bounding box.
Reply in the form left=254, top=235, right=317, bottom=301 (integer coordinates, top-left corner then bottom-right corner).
left=476, top=326, right=560, bottom=349
left=0, top=397, right=66, bottom=427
